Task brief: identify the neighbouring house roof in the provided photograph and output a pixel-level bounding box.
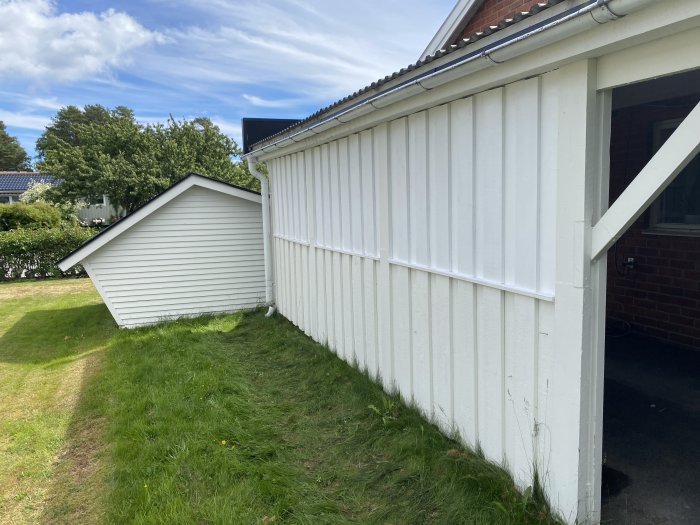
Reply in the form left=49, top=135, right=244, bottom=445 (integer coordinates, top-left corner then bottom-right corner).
left=0, top=172, right=56, bottom=194
left=248, top=0, right=576, bottom=152
left=57, top=173, right=262, bottom=271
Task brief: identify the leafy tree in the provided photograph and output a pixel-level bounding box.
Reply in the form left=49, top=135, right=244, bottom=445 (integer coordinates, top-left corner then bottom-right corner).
left=35, top=105, right=115, bottom=160
left=0, top=122, right=31, bottom=171
left=39, top=106, right=257, bottom=215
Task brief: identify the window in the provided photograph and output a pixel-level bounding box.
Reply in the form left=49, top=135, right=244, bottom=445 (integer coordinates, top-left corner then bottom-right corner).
left=648, top=118, right=700, bottom=234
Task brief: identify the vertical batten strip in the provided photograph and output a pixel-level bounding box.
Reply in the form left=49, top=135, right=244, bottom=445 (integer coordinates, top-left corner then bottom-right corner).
left=375, top=123, right=393, bottom=389
left=408, top=112, right=429, bottom=266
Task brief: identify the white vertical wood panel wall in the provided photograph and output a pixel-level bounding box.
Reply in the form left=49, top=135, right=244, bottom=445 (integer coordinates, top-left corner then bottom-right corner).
left=83, top=186, right=265, bottom=327
left=268, top=72, right=560, bottom=500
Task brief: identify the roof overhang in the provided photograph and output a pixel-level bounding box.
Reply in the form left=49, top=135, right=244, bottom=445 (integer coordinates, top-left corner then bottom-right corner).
left=420, top=0, right=486, bottom=60
left=245, top=0, right=696, bottom=161
left=57, top=173, right=261, bottom=271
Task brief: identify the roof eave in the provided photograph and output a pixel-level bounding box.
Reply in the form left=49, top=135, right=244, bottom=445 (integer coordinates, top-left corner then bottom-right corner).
left=246, top=0, right=621, bottom=157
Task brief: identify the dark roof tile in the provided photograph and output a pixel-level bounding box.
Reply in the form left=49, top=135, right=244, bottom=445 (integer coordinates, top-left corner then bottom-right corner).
left=0, top=172, right=56, bottom=193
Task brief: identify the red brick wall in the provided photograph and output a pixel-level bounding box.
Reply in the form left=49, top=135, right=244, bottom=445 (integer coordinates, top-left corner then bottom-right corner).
left=456, top=0, right=543, bottom=40
left=607, top=95, right=700, bottom=349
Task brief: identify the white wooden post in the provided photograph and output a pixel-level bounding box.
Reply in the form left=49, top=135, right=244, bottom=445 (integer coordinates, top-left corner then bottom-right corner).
left=550, top=59, right=604, bottom=524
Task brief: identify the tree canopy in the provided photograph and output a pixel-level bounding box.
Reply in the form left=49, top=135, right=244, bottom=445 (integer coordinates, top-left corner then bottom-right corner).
left=38, top=105, right=257, bottom=215
left=0, top=122, right=31, bottom=171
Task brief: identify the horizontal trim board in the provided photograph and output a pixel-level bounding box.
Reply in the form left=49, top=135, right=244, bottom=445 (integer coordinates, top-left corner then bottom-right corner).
left=275, top=236, right=380, bottom=260
left=314, top=243, right=380, bottom=260
left=273, top=235, right=310, bottom=246
left=387, top=259, right=554, bottom=302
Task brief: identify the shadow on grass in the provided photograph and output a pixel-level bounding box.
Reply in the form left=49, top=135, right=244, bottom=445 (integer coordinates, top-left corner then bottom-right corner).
left=32, top=309, right=562, bottom=524
left=0, top=304, right=115, bottom=365
left=36, top=313, right=238, bottom=525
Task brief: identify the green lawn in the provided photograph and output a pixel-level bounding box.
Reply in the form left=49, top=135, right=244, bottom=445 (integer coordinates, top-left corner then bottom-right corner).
left=0, top=279, right=561, bottom=524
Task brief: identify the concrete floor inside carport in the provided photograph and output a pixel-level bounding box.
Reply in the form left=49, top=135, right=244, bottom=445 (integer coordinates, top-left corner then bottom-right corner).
left=601, top=332, right=700, bottom=524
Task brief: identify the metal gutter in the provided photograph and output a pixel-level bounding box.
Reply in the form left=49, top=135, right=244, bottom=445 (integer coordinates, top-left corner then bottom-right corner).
left=245, top=0, right=656, bottom=158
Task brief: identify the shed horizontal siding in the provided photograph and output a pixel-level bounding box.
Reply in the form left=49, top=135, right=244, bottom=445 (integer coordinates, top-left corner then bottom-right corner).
left=85, top=186, right=265, bottom=328
left=268, top=71, right=560, bottom=505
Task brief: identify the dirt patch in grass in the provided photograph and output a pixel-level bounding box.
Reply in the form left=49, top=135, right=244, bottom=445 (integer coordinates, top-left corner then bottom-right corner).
left=0, top=353, right=104, bottom=525
left=42, top=413, right=107, bottom=525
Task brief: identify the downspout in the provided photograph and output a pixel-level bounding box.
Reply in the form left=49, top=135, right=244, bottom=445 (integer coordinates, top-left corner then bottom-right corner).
left=247, top=157, right=276, bottom=317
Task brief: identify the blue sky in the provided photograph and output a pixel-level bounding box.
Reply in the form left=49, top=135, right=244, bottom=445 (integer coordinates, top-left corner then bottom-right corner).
left=0, top=0, right=455, bottom=160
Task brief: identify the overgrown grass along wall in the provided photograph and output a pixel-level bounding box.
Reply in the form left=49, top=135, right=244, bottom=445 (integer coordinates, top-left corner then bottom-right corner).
left=0, top=279, right=563, bottom=524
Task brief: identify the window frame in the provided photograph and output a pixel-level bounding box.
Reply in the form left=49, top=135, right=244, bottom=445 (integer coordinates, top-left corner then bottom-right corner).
left=647, top=117, right=700, bottom=235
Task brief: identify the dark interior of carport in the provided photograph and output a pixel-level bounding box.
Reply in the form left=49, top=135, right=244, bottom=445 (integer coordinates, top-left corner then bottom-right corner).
left=602, top=69, right=700, bottom=525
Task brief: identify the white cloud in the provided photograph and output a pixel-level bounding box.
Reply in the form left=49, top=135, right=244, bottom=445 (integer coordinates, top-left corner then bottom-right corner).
left=210, top=118, right=242, bottom=143
left=133, top=0, right=451, bottom=107
left=0, top=109, right=50, bottom=130
left=0, top=0, right=163, bottom=82
left=242, top=94, right=300, bottom=108
left=28, top=96, right=62, bottom=110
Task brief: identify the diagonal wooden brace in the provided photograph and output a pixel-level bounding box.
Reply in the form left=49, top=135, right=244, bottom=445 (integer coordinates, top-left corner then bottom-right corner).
left=591, top=99, right=700, bottom=261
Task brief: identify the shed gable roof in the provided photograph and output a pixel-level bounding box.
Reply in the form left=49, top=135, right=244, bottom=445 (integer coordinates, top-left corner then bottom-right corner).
left=57, top=173, right=261, bottom=271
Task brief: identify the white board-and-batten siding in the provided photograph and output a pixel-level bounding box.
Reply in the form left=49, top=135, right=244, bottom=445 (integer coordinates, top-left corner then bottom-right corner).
left=83, top=186, right=265, bottom=328
left=268, top=72, right=560, bottom=495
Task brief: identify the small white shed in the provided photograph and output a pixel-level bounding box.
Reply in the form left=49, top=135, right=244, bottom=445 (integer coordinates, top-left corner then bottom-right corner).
left=58, top=174, right=266, bottom=328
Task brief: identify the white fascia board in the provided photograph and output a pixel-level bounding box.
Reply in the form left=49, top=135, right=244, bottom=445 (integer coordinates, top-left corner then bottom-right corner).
left=57, top=174, right=261, bottom=271
left=420, top=0, right=486, bottom=60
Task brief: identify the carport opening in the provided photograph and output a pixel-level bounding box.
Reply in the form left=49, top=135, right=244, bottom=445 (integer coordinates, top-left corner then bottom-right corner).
left=602, top=70, right=700, bottom=524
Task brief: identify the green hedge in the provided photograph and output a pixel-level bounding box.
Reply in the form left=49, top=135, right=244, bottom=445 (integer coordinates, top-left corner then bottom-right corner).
left=0, top=202, right=63, bottom=231
left=0, top=226, right=96, bottom=280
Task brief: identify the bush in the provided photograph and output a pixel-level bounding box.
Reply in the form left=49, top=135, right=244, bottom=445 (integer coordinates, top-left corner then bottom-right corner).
left=20, top=180, right=84, bottom=224
left=0, top=202, right=62, bottom=231
left=0, top=226, right=96, bottom=280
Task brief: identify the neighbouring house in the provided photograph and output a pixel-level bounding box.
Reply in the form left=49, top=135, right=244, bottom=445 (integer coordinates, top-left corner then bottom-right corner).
left=0, top=171, right=55, bottom=203
left=241, top=1, right=700, bottom=523
left=0, top=170, right=116, bottom=225
left=57, top=174, right=265, bottom=328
